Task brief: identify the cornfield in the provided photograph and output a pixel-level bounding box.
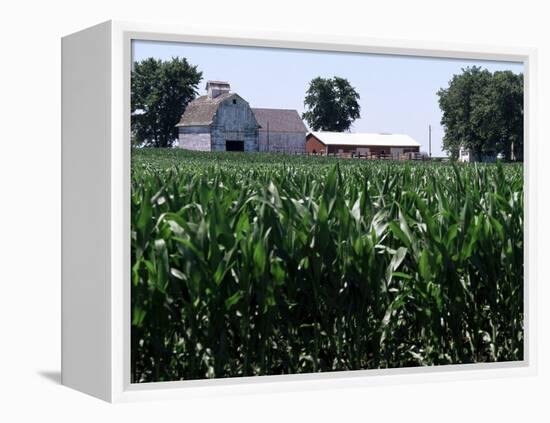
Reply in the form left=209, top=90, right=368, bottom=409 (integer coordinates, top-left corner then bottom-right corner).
left=131, top=148, right=523, bottom=383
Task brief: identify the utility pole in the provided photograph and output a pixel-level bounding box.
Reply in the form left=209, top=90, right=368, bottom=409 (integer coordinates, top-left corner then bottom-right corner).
left=429, top=124, right=432, bottom=159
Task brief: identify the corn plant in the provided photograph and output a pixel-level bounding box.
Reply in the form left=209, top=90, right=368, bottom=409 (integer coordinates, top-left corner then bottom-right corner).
left=131, top=149, right=523, bottom=382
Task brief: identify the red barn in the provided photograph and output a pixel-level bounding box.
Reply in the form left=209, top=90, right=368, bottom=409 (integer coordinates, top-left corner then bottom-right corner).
left=306, top=132, right=421, bottom=158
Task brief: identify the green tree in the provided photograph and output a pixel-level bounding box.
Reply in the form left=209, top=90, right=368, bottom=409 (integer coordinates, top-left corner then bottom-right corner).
left=302, top=77, right=361, bottom=131
left=131, top=57, right=202, bottom=147
left=437, top=66, right=523, bottom=161
left=472, top=71, right=523, bottom=161
left=437, top=66, right=492, bottom=159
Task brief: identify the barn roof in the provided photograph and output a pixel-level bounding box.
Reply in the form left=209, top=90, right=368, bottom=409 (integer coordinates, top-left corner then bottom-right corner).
left=176, top=93, right=241, bottom=127
left=309, top=132, right=420, bottom=147
left=252, top=108, right=307, bottom=133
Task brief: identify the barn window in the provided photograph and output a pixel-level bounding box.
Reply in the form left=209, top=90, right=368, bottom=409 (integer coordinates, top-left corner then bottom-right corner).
left=232, top=99, right=237, bottom=104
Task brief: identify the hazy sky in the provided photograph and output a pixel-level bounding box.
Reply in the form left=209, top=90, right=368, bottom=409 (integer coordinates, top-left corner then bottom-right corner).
left=133, top=40, right=523, bottom=157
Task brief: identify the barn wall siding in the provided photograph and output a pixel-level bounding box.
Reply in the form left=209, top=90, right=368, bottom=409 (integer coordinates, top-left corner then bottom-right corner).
left=178, top=126, right=211, bottom=151
left=244, top=129, right=259, bottom=152
left=211, top=126, right=226, bottom=152
left=212, top=97, right=259, bottom=152
left=305, top=135, right=327, bottom=154
left=259, top=131, right=306, bottom=153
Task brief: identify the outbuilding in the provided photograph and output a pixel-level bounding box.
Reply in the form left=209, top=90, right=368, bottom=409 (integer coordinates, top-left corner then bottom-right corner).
left=458, top=145, right=499, bottom=163
left=176, top=81, right=259, bottom=152
left=177, top=81, right=307, bottom=153
left=306, top=131, right=421, bottom=158
left=252, top=108, right=307, bottom=153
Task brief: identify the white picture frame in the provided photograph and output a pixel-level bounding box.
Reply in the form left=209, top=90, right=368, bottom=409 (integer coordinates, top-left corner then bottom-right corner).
left=61, top=20, right=538, bottom=402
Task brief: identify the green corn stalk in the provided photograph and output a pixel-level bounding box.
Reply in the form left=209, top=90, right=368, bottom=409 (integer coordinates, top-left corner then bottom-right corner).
left=130, top=148, right=523, bottom=382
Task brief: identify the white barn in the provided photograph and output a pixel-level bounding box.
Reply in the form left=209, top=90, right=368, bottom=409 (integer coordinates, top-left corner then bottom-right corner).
left=176, top=81, right=306, bottom=153
left=252, top=108, right=307, bottom=153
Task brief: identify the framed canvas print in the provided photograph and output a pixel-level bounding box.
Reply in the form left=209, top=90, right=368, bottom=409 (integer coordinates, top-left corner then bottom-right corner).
left=61, top=20, right=538, bottom=402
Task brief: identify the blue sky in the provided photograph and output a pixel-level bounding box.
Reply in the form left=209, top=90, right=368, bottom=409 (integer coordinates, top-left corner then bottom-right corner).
left=132, top=40, right=523, bottom=157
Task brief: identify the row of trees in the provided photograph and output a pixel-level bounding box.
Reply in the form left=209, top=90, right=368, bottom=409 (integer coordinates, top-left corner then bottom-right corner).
left=437, top=66, right=523, bottom=161
left=131, top=58, right=523, bottom=161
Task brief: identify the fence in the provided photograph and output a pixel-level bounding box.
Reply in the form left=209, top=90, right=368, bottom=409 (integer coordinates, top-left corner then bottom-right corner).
left=294, top=151, right=429, bottom=161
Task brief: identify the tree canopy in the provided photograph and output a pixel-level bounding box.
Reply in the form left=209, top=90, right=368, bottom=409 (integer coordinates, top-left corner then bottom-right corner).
left=302, top=76, right=361, bottom=131
left=437, top=66, right=523, bottom=161
left=131, top=57, right=202, bottom=147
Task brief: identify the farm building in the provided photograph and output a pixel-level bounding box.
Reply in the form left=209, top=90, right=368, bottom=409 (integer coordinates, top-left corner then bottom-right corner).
left=176, top=81, right=259, bottom=152
left=252, top=108, right=307, bottom=153
left=458, top=145, right=501, bottom=163
left=306, top=131, right=421, bottom=158
left=177, top=81, right=306, bottom=153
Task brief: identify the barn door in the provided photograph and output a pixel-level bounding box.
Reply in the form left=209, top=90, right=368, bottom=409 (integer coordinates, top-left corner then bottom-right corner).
left=226, top=140, right=244, bottom=151
left=391, top=148, right=404, bottom=160
left=356, top=147, right=370, bottom=157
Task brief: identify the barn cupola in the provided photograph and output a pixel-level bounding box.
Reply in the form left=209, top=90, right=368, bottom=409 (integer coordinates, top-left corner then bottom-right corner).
left=206, top=81, right=230, bottom=99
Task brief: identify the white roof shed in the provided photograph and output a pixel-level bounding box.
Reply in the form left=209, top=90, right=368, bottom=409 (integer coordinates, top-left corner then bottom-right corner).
left=309, top=131, right=420, bottom=147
